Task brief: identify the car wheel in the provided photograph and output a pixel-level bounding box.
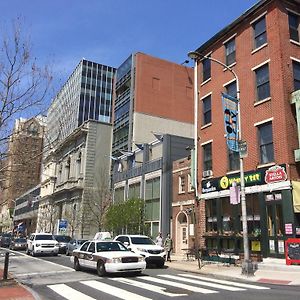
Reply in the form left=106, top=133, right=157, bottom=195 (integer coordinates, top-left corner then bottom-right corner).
left=26, top=248, right=30, bottom=255
left=74, top=257, right=81, bottom=271
left=97, top=261, right=106, bottom=277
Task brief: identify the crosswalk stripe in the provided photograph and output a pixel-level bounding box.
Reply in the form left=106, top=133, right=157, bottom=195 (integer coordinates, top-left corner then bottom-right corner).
left=178, top=274, right=270, bottom=290
left=81, top=280, right=152, bottom=300
left=160, top=274, right=245, bottom=291
left=111, top=277, right=188, bottom=297
left=48, top=284, right=96, bottom=300
left=139, top=276, right=217, bottom=294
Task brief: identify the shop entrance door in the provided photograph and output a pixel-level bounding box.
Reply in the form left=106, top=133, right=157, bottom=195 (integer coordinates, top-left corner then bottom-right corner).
left=266, top=198, right=285, bottom=258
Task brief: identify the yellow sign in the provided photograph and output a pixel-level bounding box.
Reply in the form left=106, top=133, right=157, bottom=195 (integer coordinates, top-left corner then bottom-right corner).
left=251, top=240, right=261, bottom=252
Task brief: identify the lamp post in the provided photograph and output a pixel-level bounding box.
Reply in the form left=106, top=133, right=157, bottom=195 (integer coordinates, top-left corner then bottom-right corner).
left=187, top=51, right=254, bottom=275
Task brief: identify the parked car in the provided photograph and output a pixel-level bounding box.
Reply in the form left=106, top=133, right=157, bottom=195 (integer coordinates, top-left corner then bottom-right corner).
left=114, top=234, right=166, bottom=267
left=71, top=240, right=146, bottom=276
left=0, top=233, right=12, bottom=248
left=66, top=238, right=88, bottom=256
left=26, top=233, right=59, bottom=256
left=54, top=235, right=72, bottom=254
left=9, top=237, right=27, bottom=250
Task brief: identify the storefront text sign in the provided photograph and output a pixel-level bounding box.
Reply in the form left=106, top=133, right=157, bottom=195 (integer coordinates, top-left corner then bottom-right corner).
left=285, top=223, right=293, bottom=235
left=265, top=165, right=287, bottom=184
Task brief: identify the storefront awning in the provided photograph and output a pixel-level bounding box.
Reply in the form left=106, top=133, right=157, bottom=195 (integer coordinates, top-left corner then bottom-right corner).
left=292, top=181, right=300, bottom=212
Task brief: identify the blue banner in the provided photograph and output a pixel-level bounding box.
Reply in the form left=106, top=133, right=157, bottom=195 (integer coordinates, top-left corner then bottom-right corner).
left=221, top=93, right=239, bottom=152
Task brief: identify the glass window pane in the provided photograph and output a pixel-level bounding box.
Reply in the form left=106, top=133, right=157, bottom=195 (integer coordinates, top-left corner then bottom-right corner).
left=293, top=61, right=300, bottom=91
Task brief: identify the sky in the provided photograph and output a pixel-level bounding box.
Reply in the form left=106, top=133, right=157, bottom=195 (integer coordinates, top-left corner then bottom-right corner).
left=0, top=0, right=259, bottom=97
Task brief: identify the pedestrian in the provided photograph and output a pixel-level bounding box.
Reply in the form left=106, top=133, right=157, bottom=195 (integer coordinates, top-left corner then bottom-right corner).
left=164, top=234, right=173, bottom=262
left=155, top=232, right=163, bottom=247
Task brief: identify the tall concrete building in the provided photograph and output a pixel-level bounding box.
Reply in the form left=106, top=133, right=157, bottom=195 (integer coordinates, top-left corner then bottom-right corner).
left=47, top=59, right=115, bottom=146
left=0, top=117, right=45, bottom=232
left=112, top=52, right=194, bottom=156
left=190, top=0, right=300, bottom=259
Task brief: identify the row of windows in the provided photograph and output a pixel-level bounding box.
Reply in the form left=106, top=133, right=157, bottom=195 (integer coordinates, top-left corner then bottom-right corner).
left=203, top=122, right=273, bottom=173
left=202, top=13, right=300, bottom=90
left=202, top=61, right=300, bottom=127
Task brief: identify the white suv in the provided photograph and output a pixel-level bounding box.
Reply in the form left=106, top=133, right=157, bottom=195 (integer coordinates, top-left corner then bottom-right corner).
left=26, top=233, right=59, bottom=256
left=114, top=235, right=165, bottom=268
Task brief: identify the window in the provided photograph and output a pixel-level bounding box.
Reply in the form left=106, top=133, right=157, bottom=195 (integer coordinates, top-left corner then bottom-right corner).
left=203, top=143, right=212, bottom=171
left=225, top=81, right=237, bottom=99
left=145, top=177, right=160, bottom=222
left=202, top=57, right=211, bottom=82
left=258, top=122, right=274, bottom=164
left=288, top=12, right=300, bottom=42
left=293, top=60, right=300, bottom=91
left=253, top=17, right=267, bottom=48
left=128, top=182, right=140, bottom=199
left=228, top=150, right=240, bottom=171
left=114, top=187, right=124, bottom=203
left=179, top=175, right=185, bottom=193
left=255, top=64, right=270, bottom=101
left=202, top=95, right=212, bottom=125
left=187, top=173, right=194, bottom=192
left=225, top=38, right=236, bottom=66
left=206, top=199, right=217, bottom=232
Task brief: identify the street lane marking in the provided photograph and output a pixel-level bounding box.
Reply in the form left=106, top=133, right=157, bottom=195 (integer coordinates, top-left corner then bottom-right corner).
left=139, top=276, right=217, bottom=294
left=48, top=284, right=96, bottom=300
left=160, top=274, right=245, bottom=291
left=81, top=280, right=152, bottom=300
left=111, top=277, right=187, bottom=297
left=178, top=274, right=270, bottom=289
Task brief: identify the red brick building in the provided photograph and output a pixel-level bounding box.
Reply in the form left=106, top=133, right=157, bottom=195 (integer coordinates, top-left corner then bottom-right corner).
left=191, top=0, right=300, bottom=258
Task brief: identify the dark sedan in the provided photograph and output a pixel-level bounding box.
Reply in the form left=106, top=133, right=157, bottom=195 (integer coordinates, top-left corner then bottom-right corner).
left=9, top=237, right=27, bottom=250
left=0, top=233, right=12, bottom=247
left=66, top=238, right=87, bottom=256
left=54, top=235, right=72, bottom=254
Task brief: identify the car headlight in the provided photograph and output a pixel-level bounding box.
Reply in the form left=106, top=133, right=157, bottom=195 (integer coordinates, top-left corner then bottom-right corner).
left=138, top=257, right=145, bottom=262
left=36, top=243, right=41, bottom=247
left=107, top=257, right=122, bottom=263
left=137, top=248, right=148, bottom=253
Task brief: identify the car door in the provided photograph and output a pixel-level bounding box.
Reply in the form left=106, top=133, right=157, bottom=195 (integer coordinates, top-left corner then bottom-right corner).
left=77, top=242, right=90, bottom=267
left=85, top=242, right=96, bottom=269
left=27, top=235, right=34, bottom=251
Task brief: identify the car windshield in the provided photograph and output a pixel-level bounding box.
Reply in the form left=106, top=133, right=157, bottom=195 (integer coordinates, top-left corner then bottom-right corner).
left=55, top=236, right=71, bottom=242
left=96, top=241, right=128, bottom=252
left=35, top=235, right=55, bottom=241
left=131, top=237, right=155, bottom=245
left=2, top=233, right=11, bottom=238
left=14, top=238, right=27, bottom=243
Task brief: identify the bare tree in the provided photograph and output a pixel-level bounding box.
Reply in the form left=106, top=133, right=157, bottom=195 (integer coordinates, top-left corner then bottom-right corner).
left=0, top=18, right=52, bottom=170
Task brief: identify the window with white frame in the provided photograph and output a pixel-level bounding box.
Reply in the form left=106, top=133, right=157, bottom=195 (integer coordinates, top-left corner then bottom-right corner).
left=202, top=57, right=211, bottom=82
left=258, top=122, right=274, bottom=164
left=202, top=95, right=212, bottom=125
left=225, top=81, right=237, bottom=99
left=255, top=64, right=270, bottom=101
left=203, top=143, right=212, bottom=171
left=179, top=175, right=185, bottom=193
left=253, top=16, right=267, bottom=49
left=225, top=38, right=236, bottom=66
left=288, top=12, right=300, bottom=42
left=293, top=60, right=300, bottom=91
left=228, top=149, right=240, bottom=171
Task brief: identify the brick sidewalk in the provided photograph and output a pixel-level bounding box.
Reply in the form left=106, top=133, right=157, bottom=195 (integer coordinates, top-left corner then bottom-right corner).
left=0, top=269, right=36, bottom=300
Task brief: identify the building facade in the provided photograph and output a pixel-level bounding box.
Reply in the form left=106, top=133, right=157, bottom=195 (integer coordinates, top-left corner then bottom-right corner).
left=0, top=117, right=45, bottom=232
left=191, top=0, right=300, bottom=258
left=39, top=120, right=112, bottom=238
left=112, top=52, right=194, bottom=156
left=47, top=59, right=115, bottom=146
left=113, top=134, right=193, bottom=239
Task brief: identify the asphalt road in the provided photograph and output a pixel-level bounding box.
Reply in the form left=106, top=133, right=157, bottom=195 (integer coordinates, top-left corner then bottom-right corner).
left=1, top=248, right=299, bottom=300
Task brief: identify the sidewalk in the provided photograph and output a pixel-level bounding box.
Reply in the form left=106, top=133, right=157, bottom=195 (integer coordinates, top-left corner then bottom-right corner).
left=0, top=269, right=37, bottom=300
left=165, top=254, right=300, bottom=286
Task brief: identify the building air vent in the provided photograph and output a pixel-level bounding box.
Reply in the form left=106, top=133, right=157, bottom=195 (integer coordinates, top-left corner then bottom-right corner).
left=203, top=170, right=213, bottom=178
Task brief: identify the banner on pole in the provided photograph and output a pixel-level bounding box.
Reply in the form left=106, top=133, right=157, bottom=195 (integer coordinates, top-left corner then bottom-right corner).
left=221, top=93, right=239, bottom=152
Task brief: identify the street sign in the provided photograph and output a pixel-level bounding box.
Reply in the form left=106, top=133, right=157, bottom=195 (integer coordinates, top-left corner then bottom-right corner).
left=239, top=140, right=248, bottom=158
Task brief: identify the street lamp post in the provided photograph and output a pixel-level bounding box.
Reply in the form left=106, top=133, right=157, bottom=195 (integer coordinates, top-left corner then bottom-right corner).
left=187, top=51, right=254, bottom=275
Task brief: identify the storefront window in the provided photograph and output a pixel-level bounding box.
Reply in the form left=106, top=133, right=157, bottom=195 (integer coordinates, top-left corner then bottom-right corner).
left=221, top=198, right=233, bottom=232
left=244, top=194, right=261, bottom=236
left=206, top=199, right=217, bottom=232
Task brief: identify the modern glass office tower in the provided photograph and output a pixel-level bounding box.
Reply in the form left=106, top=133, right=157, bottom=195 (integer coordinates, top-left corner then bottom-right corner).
left=47, top=59, right=115, bottom=146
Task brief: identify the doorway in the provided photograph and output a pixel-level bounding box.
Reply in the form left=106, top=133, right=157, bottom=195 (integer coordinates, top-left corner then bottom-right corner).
left=265, top=194, right=285, bottom=257
left=176, top=212, right=188, bottom=254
